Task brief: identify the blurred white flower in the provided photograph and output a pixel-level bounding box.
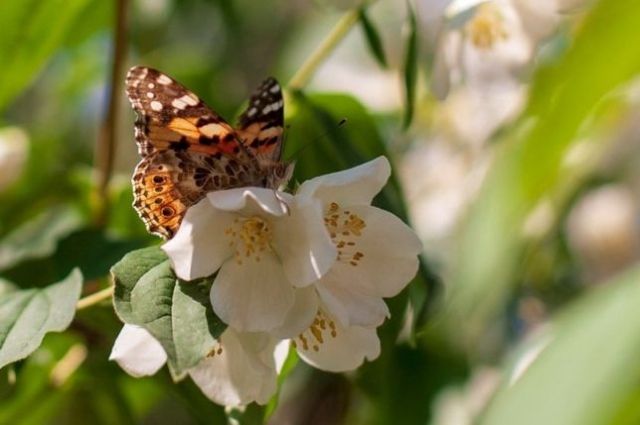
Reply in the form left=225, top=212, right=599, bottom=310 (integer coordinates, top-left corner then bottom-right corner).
left=110, top=324, right=286, bottom=406
left=291, top=157, right=422, bottom=371
left=432, top=0, right=559, bottom=99
left=427, top=0, right=569, bottom=146
left=163, top=187, right=336, bottom=334
left=0, top=127, right=28, bottom=192
left=400, top=139, right=491, bottom=263
left=565, top=185, right=640, bottom=281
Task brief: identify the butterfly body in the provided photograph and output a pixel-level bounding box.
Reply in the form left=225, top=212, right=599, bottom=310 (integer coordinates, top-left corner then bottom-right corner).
left=126, top=66, right=291, bottom=239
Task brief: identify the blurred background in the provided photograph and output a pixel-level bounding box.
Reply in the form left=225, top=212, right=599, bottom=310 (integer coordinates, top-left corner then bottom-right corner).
left=3, top=0, right=640, bottom=424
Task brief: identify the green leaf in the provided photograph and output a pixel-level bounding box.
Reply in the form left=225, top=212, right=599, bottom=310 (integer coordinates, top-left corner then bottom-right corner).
left=0, top=206, right=83, bottom=271
left=449, top=0, right=640, bottom=339
left=480, top=265, right=640, bottom=425
left=112, top=247, right=226, bottom=377
left=0, top=269, right=82, bottom=369
left=401, top=0, right=418, bottom=129
left=1, top=227, right=145, bottom=288
left=0, top=0, right=93, bottom=113
left=358, top=7, right=387, bottom=68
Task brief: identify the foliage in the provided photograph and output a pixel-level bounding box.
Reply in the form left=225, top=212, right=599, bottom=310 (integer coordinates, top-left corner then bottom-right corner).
left=1, top=0, right=640, bottom=424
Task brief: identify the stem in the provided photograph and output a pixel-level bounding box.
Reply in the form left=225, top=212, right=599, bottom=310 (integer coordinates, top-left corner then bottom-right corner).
left=76, top=286, right=114, bottom=310
left=94, top=0, right=129, bottom=225
left=288, top=8, right=360, bottom=90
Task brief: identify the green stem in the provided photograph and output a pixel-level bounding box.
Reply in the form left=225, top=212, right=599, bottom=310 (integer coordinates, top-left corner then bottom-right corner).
left=288, top=8, right=360, bottom=90
left=76, top=286, right=114, bottom=310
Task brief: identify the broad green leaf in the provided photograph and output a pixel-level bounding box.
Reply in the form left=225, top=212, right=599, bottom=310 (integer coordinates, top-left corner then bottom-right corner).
left=1, top=227, right=145, bottom=288
left=0, top=206, right=83, bottom=271
left=449, top=0, right=640, bottom=340
left=112, top=247, right=226, bottom=377
left=0, top=0, right=92, bottom=113
left=401, top=1, right=418, bottom=129
left=358, top=7, right=387, bottom=68
left=112, top=246, right=168, bottom=322
left=0, top=269, right=82, bottom=369
left=480, top=265, right=640, bottom=425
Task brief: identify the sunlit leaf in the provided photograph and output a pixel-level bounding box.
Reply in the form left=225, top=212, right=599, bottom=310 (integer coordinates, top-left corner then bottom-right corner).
left=112, top=247, right=226, bottom=378
left=480, top=265, right=640, bottom=425
left=0, top=269, right=82, bottom=369
left=0, top=0, right=93, bottom=113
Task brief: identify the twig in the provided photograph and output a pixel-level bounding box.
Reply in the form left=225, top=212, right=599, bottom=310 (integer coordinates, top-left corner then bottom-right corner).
left=94, top=0, right=130, bottom=225
left=76, top=285, right=114, bottom=310
left=288, top=8, right=360, bottom=90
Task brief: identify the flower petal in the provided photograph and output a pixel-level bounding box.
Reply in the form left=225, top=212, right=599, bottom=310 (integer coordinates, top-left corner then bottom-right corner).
left=211, top=253, right=294, bottom=332
left=189, top=329, right=278, bottom=406
left=162, top=200, right=236, bottom=280
left=295, top=317, right=380, bottom=372
left=208, top=187, right=290, bottom=217
left=316, top=272, right=390, bottom=328
left=109, top=325, right=167, bottom=377
left=272, top=200, right=337, bottom=287
left=270, top=286, right=318, bottom=339
left=296, top=157, right=391, bottom=207
left=336, top=205, right=422, bottom=297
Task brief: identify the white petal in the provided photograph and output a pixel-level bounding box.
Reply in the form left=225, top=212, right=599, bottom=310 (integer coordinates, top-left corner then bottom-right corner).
left=270, top=286, right=318, bottom=339
left=272, top=200, right=337, bottom=287
left=162, top=200, right=235, bottom=280
left=338, top=205, right=422, bottom=298
left=208, top=187, right=291, bottom=217
left=296, top=157, right=391, bottom=207
left=211, top=253, right=294, bottom=332
left=189, top=329, right=278, bottom=406
left=316, top=273, right=389, bottom=328
left=296, top=318, right=380, bottom=372
left=274, top=340, right=291, bottom=373
left=109, top=325, right=167, bottom=377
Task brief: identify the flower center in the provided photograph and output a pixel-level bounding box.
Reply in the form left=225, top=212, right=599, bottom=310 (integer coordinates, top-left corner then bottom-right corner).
left=292, top=310, right=337, bottom=352
left=324, top=202, right=366, bottom=267
left=465, top=3, right=508, bottom=50
left=225, top=216, right=273, bottom=265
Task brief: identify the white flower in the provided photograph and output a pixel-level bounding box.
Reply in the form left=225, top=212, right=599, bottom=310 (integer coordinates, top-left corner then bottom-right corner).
left=0, top=127, right=28, bottom=192
left=110, top=324, right=288, bottom=406
left=163, top=187, right=336, bottom=335
left=290, top=157, right=423, bottom=371
left=430, top=0, right=553, bottom=100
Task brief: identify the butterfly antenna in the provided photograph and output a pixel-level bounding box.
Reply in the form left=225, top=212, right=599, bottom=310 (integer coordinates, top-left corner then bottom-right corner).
left=286, top=118, right=347, bottom=161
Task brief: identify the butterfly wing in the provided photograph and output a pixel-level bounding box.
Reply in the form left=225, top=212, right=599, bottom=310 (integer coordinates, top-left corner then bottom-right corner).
left=127, top=66, right=262, bottom=239
left=236, top=77, right=285, bottom=164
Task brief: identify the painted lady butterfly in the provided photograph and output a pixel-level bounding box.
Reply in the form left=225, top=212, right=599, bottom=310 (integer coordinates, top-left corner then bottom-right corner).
left=126, top=66, right=293, bottom=239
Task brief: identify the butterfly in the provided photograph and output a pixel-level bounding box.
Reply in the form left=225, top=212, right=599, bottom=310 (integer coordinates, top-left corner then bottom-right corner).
left=126, top=66, right=293, bottom=239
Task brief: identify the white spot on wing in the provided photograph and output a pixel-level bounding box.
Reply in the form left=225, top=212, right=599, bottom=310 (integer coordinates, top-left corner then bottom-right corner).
left=150, top=101, right=163, bottom=111
left=270, top=84, right=280, bottom=93
left=172, top=98, right=187, bottom=109
left=157, top=74, right=172, bottom=85
left=181, top=94, right=199, bottom=106
left=199, top=123, right=222, bottom=137
left=146, top=92, right=154, bottom=99
left=247, top=107, right=257, bottom=117
left=148, top=83, right=155, bottom=89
